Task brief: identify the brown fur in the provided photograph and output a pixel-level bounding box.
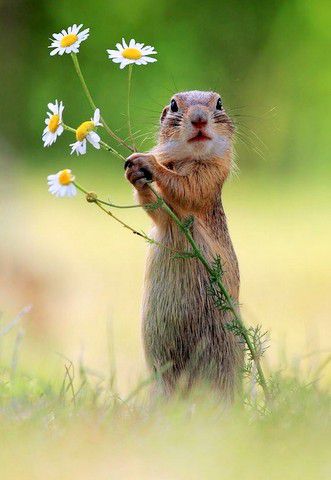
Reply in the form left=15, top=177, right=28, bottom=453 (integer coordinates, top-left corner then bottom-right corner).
left=125, top=91, right=243, bottom=401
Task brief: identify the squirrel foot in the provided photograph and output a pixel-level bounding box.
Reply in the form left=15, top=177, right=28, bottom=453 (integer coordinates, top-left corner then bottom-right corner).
left=125, top=153, right=157, bottom=189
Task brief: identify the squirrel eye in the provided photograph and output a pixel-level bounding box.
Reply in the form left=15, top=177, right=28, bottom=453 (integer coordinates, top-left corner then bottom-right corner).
left=170, top=99, right=178, bottom=112
left=216, top=98, right=223, bottom=110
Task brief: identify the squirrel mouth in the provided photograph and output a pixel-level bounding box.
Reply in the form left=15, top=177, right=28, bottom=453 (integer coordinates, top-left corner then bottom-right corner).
left=188, top=130, right=211, bottom=142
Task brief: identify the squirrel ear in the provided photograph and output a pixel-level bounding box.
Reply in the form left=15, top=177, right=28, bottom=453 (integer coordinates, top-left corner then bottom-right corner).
left=160, top=106, right=169, bottom=123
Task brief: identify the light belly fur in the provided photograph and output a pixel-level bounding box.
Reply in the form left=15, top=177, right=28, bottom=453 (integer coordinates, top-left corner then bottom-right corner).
left=142, top=223, right=243, bottom=395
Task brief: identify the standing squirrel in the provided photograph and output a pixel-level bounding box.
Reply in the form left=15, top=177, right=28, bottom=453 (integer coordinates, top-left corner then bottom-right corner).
left=125, top=90, right=243, bottom=401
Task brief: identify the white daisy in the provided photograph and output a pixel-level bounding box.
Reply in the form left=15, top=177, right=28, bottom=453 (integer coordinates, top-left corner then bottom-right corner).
left=47, top=169, right=77, bottom=198
left=49, top=24, right=89, bottom=56
left=70, top=109, right=102, bottom=156
left=42, top=100, right=64, bottom=147
left=107, top=38, right=157, bottom=69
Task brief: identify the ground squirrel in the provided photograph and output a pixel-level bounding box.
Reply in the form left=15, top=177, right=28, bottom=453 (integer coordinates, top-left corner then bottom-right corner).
left=125, top=91, right=243, bottom=401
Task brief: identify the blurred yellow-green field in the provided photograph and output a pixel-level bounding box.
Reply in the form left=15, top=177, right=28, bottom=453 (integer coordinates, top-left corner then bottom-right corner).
left=0, top=0, right=330, bottom=478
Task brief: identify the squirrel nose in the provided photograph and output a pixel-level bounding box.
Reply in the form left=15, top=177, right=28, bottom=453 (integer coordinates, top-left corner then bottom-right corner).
left=191, top=115, right=208, bottom=129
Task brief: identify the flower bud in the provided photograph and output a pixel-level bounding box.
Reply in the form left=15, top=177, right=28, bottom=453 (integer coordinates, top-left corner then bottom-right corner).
left=86, top=192, right=98, bottom=203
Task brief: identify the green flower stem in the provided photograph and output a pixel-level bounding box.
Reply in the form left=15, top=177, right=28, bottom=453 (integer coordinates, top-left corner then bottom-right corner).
left=74, top=183, right=139, bottom=209
left=70, top=53, right=134, bottom=153
left=95, top=199, right=141, bottom=209
left=90, top=201, right=145, bottom=237
left=74, top=182, right=148, bottom=235
left=63, top=124, right=76, bottom=134
left=127, top=64, right=136, bottom=152
left=73, top=182, right=178, bottom=254
left=99, top=140, right=126, bottom=161
left=146, top=182, right=270, bottom=403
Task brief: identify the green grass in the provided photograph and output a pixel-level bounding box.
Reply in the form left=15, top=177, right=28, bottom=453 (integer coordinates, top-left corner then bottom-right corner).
left=0, top=317, right=330, bottom=480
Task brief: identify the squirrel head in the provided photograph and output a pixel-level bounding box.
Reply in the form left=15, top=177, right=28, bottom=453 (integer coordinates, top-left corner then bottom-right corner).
left=158, top=91, right=234, bottom=160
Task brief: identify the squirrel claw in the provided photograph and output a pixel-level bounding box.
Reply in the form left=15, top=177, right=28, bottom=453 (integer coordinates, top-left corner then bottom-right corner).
left=124, top=159, right=133, bottom=170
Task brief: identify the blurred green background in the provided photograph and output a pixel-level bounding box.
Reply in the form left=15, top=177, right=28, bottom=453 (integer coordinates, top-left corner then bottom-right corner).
left=1, top=0, right=331, bottom=176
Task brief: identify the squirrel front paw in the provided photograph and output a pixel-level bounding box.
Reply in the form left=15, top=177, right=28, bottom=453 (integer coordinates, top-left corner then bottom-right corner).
left=125, top=153, right=157, bottom=189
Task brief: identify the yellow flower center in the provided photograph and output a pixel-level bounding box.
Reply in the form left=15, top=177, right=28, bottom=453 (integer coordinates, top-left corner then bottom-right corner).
left=76, top=121, right=94, bottom=141
left=122, top=48, right=142, bottom=60
left=60, top=34, right=78, bottom=48
left=48, top=114, right=60, bottom=133
left=58, top=169, right=73, bottom=186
